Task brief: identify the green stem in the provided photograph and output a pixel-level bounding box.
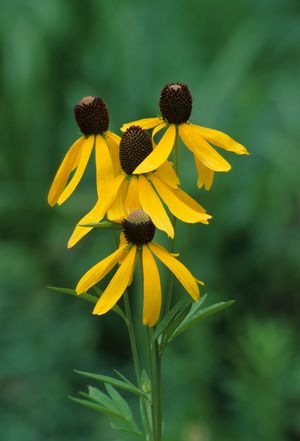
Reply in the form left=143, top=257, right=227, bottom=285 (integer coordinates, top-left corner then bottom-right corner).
left=123, top=292, right=141, bottom=387
left=163, top=127, right=179, bottom=317
left=112, top=232, right=151, bottom=438
left=154, top=341, right=162, bottom=441
left=146, top=327, right=156, bottom=438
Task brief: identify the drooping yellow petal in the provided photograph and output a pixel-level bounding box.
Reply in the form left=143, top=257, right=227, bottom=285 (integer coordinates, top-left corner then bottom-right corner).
left=191, top=124, right=249, bottom=155
left=152, top=121, right=167, bottom=147
left=118, top=232, right=129, bottom=263
left=156, top=161, right=180, bottom=188
left=149, top=242, right=200, bottom=301
left=105, top=131, right=121, bottom=175
left=107, top=179, right=129, bottom=222
left=57, top=136, right=95, bottom=205
left=142, top=246, right=161, bottom=327
left=125, top=176, right=141, bottom=214
left=76, top=245, right=127, bottom=294
left=179, top=123, right=231, bottom=172
left=133, top=124, right=176, bottom=174
left=93, top=246, right=137, bottom=315
left=149, top=242, right=201, bottom=301
left=48, top=136, right=84, bottom=206
left=194, top=157, right=214, bottom=191
left=67, top=174, right=126, bottom=248
left=171, top=187, right=206, bottom=213
left=138, top=175, right=174, bottom=238
left=121, top=117, right=162, bottom=132
left=95, top=135, right=114, bottom=197
left=119, top=232, right=127, bottom=248
left=149, top=174, right=211, bottom=224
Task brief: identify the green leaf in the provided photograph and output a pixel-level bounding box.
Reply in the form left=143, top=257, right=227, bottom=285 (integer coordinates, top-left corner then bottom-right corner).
left=112, top=304, right=129, bottom=324
left=152, top=298, right=192, bottom=343
left=93, top=287, right=128, bottom=323
left=74, top=370, right=147, bottom=398
left=141, top=370, right=151, bottom=395
left=113, top=370, right=135, bottom=386
left=85, top=386, right=115, bottom=410
left=47, top=285, right=98, bottom=304
left=80, top=221, right=121, bottom=229
left=75, top=387, right=143, bottom=437
left=105, top=383, right=132, bottom=421
left=111, top=421, right=144, bottom=438
left=163, top=295, right=207, bottom=345
left=69, top=396, right=122, bottom=419
left=167, top=299, right=235, bottom=342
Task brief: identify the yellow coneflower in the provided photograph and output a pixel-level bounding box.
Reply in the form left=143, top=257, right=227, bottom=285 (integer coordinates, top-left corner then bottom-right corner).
left=121, top=83, right=249, bottom=190
left=68, top=126, right=212, bottom=248
left=76, top=210, right=203, bottom=326
left=48, top=96, right=119, bottom=206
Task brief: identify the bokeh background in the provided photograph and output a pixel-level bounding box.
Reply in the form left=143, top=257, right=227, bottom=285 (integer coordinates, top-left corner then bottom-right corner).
left=1, top=0, right=300, bottom=440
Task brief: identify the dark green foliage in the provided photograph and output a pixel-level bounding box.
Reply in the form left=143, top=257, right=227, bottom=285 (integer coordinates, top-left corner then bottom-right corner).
left=1, top=0, right=300, bottom=440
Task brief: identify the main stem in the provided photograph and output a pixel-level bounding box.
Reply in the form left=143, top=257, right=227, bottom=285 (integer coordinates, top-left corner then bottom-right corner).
left=164, top=127, right=179, bottom=316
left=112, top=231, right=151, bottom=438
left=151, top=127, right=179, bottom=440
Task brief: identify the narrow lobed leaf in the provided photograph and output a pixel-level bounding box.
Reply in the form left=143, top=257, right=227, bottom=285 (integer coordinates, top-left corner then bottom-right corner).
left=47, top=285, right=98, bottom=304
left=167, top=299, right=235, bottom=342
left=74, top=370, right=147, bottom=398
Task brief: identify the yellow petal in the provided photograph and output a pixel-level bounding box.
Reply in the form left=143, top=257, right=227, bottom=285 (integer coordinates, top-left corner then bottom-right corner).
left=105, top=131, right=121, bottom=175
left=156, top=161, right=180, bottom=189
left=142, top=246, right=161, bottom=327
left=67, top=175, right=125, bottom=248
left=149, top=174, right=211, bottom=224
left=133, top=125, right=176, bottom=174
left=118, top=232, right=129, bottom=263
left=121, top=117, right=162, bottom=132
left=95, top=135, right=114, bottom=197
left=57, top=136, right=94, bottom=205
left=93, top=246, right=137, bottom=315
left=47, top=137, right=84, bottom=206
left=179, top=123, right=231, bottom=172
left=192, top=124, right=249, bottom=155
left=194, top=157, right=214, bottom=191
left=119, top=232, right=127, bottom=248
left=76, top=245, right=127, bottom=294
left=149, top=242, right=200, bottom=301
left=125, top=176, right=141, bottom=214
left=138, top=175, right=174, bottom=238
left=107, top=179, right=128, bottom=222
left=152, top=121, right=167, bottom=147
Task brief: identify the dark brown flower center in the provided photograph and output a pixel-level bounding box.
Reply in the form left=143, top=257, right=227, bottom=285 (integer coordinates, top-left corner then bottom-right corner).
left=122, top=210, right=155, bottom=245
left=159, top=83, right=192, bottom=124
left=119, top=126, right=153, bottom=174
left=74, top=96, right=109, bottom=135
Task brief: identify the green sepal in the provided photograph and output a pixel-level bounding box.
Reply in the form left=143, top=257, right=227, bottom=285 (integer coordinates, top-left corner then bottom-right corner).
left=167, top=298, right=235, bottom=343
left=74, top=369, right=147, bottom=398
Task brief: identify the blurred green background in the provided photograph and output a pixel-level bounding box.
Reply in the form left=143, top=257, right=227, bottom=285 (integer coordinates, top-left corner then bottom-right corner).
left=1, top=0, right=300, bottom=440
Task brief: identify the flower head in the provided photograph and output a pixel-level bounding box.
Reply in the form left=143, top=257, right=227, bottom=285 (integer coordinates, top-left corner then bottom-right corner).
left=121, top=82, right=249, bottom=190
left=122, top=209, right=155, bottom=245
left=76, top=210, right=203, bottom=326
left=159, top=83, right=192, bottom=124
left=74, top=96, right=109, bottom=135
left=68, top=126, right=211, bottom=248
left=119, top=126, right=153, bottom=174
left=48, top=96, right=118, bottom=207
